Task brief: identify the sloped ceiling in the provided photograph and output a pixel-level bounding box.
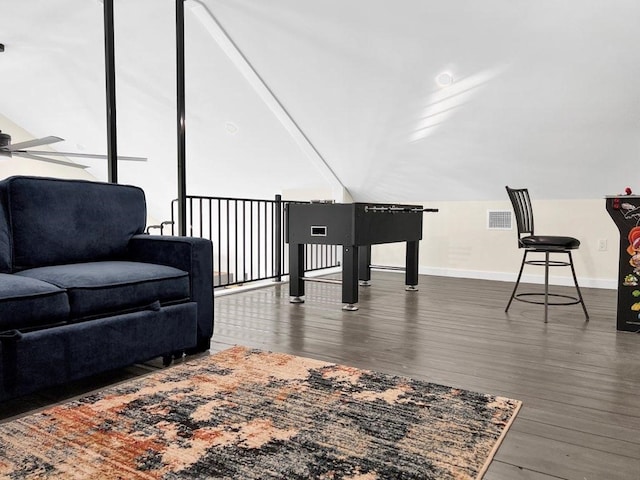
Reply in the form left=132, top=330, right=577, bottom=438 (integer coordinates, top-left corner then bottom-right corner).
left=1, top=0, right=639, bottom=219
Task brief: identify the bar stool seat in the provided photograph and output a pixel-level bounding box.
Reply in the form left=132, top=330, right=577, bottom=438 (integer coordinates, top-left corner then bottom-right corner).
left=520, top=236, right=580, bottom=249
left=505, top=187, right=589, bottom=323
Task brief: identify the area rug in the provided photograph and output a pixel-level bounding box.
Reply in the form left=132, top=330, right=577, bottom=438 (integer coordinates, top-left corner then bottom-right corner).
left=0, top=346, right=521, bottom=479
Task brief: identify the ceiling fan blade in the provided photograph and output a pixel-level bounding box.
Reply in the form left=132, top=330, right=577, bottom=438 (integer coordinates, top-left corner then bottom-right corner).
left=22, top=150, right=147, bottom=162
left=6, top=136, right=64, bottom=151
left=14, top=152, right=89, bottom=169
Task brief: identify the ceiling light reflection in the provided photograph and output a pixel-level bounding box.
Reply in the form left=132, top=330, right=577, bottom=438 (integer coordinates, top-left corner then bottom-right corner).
left=435, top=72, right=453, bottom=87
left=410, top=65, right=508, bottom=143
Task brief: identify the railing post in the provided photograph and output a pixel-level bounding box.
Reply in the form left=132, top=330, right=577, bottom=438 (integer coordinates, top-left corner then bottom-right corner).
left=170, top=199, right=177, bottom=235
left=274, top=194, right=282, bottom=282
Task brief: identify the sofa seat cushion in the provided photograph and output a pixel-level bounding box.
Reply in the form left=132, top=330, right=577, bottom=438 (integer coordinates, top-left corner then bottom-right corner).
left=0, top=273, right=70, bottom=331
left=15, top=261, right=190, bottom=320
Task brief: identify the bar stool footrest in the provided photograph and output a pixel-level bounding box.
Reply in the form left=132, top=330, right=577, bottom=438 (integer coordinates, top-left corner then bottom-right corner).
left=514, top=292, right=580, bottom=306
left=525, top=259, right=570, bottom=267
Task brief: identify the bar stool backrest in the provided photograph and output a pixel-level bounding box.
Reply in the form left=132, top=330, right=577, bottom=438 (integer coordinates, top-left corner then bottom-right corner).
left=506, top=186, right=534, bottom=242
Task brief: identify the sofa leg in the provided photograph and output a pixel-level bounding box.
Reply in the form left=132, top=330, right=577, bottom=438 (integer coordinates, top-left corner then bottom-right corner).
left=162, top=355, right=173, bottom=367
left=186, top=338, right=211, bottom=355
left=173, top=350, right=185, bottom=360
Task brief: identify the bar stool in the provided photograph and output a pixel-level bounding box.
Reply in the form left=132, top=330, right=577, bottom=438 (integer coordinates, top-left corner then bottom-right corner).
left=505, top=186, right=589, bottom=323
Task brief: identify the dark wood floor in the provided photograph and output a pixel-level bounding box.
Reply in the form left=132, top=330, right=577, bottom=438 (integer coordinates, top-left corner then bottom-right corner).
left=2, top=272, right=639, bottom=479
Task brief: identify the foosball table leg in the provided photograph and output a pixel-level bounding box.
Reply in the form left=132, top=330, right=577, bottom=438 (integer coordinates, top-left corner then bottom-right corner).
left=289, top=242, right=305, bottom=302
left=358, top=245, right=372, bottom=285
left=405, top=240, right=419, bottom=289
left=342, top=246, right=359, bottom=307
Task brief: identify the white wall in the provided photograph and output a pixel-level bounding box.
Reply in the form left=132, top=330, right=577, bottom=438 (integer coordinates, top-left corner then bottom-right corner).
left=372, top=198, right=620, bottom=289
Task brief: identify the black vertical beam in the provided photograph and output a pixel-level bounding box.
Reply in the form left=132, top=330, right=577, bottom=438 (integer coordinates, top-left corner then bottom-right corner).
left=176, top=0, right=187, bottom=236
left=103, top=0, right=118, bottom=183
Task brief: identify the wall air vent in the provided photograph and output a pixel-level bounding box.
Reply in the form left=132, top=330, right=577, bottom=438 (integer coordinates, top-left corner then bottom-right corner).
left=487, top=210, right=512, bottom=230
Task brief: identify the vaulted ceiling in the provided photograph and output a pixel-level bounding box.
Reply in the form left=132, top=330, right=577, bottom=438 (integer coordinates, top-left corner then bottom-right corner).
left=1, top=0, right=639, bottom=218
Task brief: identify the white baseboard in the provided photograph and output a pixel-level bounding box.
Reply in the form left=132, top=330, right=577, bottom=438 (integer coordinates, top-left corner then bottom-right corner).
left=215, top=265, right=616, bottom=297
left=371, top=265, right=617, bottom=290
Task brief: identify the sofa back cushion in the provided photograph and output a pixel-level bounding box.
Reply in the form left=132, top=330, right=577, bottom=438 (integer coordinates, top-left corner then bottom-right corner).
left=0, top=176, right=146, bottom=270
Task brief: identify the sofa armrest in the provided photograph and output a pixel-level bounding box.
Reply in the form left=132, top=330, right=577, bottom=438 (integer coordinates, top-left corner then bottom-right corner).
left=128, top=235, right=213, bottom=351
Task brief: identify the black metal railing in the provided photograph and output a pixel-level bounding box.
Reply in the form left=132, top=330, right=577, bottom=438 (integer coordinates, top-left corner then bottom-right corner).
left=166, top=195, right=340, bottom=287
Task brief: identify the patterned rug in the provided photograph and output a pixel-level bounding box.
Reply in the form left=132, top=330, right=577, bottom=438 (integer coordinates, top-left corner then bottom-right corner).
left=0, top=346, right=521, bottom=479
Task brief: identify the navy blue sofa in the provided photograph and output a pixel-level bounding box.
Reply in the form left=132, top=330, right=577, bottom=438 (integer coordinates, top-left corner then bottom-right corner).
left=0, top=176, right=213, bottom=401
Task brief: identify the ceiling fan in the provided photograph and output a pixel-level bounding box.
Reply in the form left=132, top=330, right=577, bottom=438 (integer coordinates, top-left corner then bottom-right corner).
left=0, top=130, right=147, bottom=169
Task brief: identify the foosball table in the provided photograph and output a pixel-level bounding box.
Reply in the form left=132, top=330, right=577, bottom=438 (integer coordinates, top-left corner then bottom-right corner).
left=285, top=202, right=437, bottom=310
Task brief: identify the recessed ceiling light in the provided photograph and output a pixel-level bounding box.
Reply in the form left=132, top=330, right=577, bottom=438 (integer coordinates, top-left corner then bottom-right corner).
left=225, top=122, right=238, bottom=134
left=435, top=72, right=453, bottom=87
